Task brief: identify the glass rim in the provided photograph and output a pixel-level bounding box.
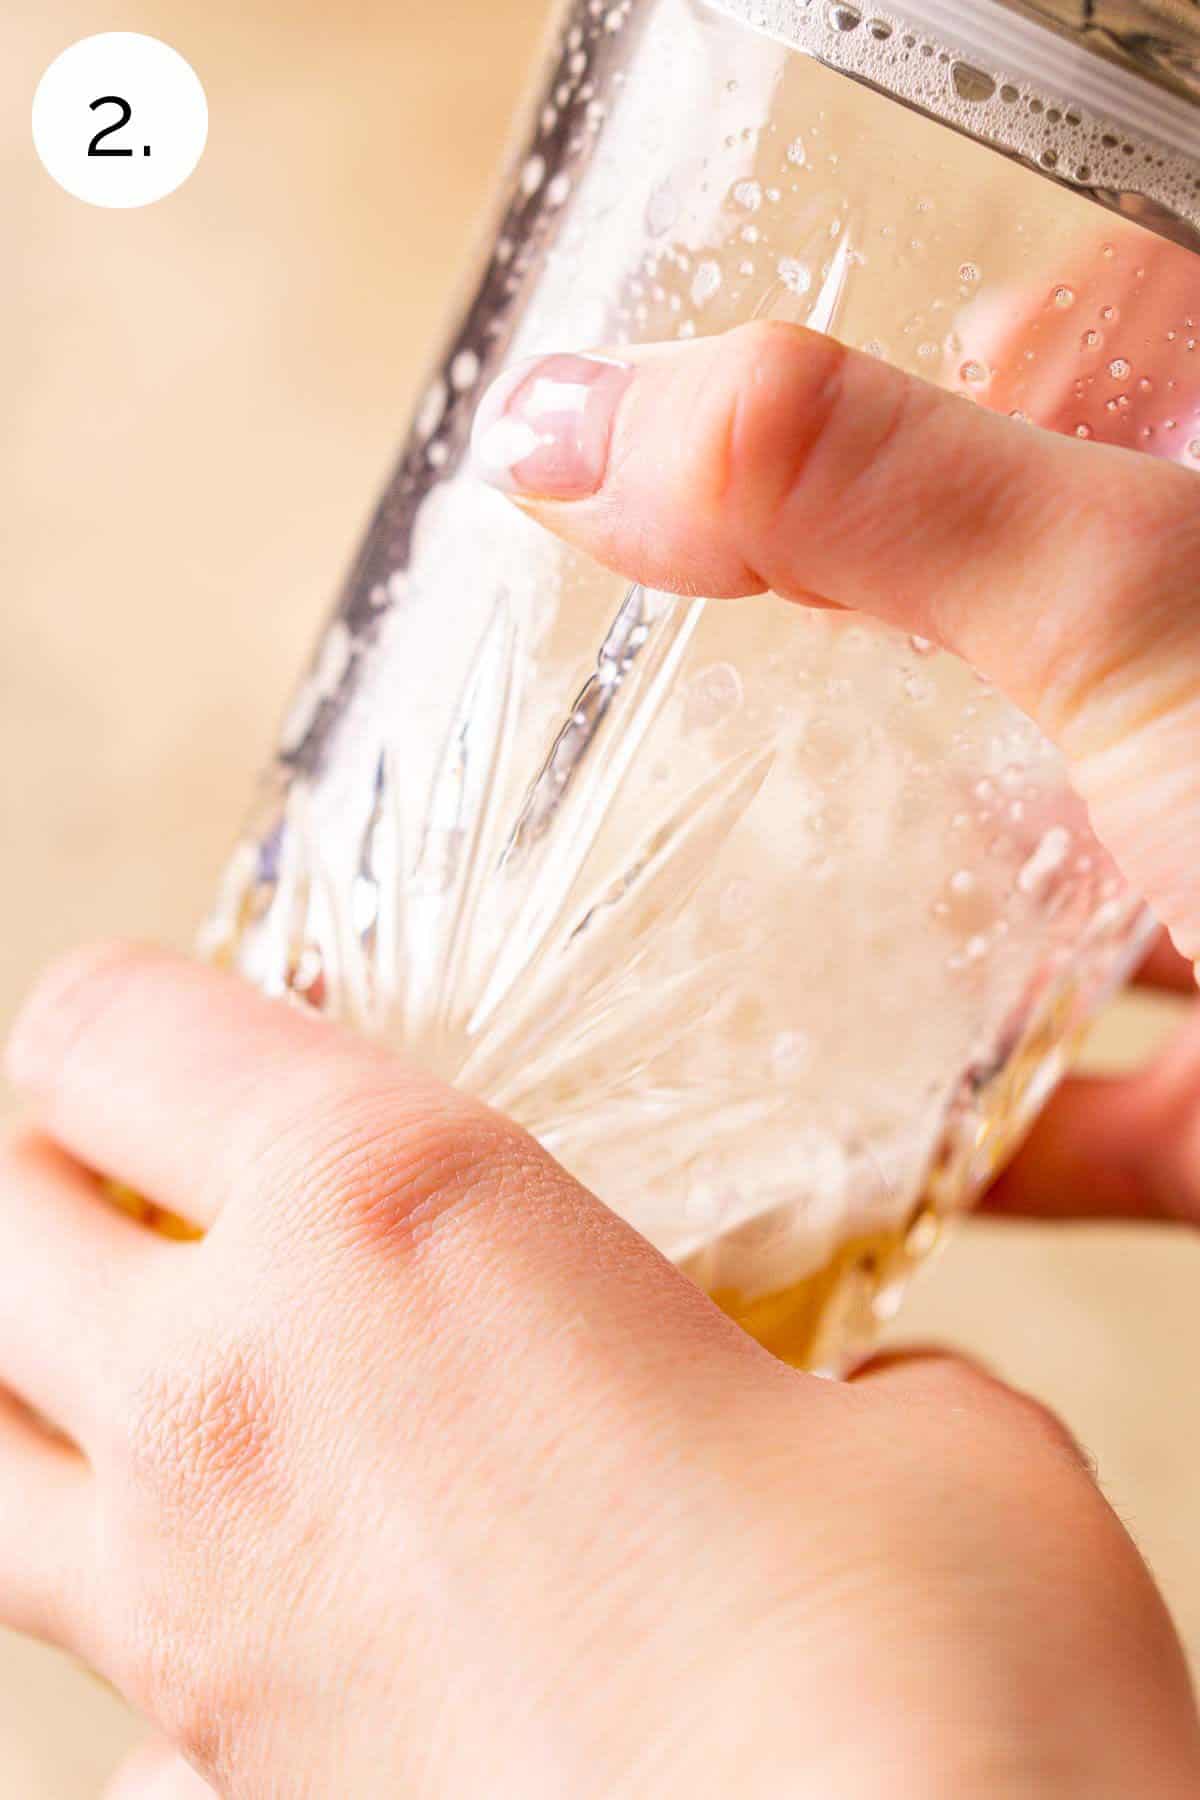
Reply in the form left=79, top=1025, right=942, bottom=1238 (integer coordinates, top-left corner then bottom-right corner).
left=704, top=0, right=1200, bottom=242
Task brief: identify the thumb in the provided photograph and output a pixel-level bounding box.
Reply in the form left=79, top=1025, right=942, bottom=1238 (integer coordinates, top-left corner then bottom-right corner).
left=470, top=325, right=1200, bottom=967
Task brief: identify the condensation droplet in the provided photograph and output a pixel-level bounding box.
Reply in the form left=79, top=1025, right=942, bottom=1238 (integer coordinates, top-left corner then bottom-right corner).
left=1075, top=422, right=1093, bottom=438
left=959, top=359, right=990, bottom=387
left=450, top=350, right=480, bottom=391
left=909, top=634, right=935, bottom=655
left=732, top=178, right=763, bottom=211
left=1017, top=825, right=1072, bottom=897
left=786, top=135, right=807, bottom=167
left=691, top=259, right=722, bottom=305
left=520, top=154, right=546, bottom=197
left=1108, top=357, right=1131, bottom=379
left=1052, top=284, right=1075, bottom=308
left=778, top=257, right=812, bottom=295
left=545, top=171, right=572, bottom=208
left=417, top=379, right=447, bottom=442
left=1081, top=329, right=1102, bottom=350
left=958, top=261, right=980, bottom=283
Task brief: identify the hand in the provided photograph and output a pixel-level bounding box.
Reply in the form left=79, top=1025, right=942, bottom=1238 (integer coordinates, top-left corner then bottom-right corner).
left=468, top=314, right=1200, bottom=1226
left=470, top=317, right=1200, bottom=970
left=0, top=942, right=1194, bottom=1799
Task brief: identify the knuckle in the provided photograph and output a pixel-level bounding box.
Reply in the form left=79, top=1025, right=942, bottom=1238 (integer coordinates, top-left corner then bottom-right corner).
left=867, top=1352, right=1096, bottom=1481
left=290, top=1083, right=544, bottom=1254
left=944, top=1362, right=1096, bottom=1480
left=712, top=322, right=848, bottom=515
left=709, top=323, right=943, bottom=593
left=122, top=1336, right=284, bottom=1525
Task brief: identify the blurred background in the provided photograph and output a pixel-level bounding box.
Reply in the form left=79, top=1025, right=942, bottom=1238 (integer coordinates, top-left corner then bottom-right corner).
left=4, top=0, right=1199, bottom=1789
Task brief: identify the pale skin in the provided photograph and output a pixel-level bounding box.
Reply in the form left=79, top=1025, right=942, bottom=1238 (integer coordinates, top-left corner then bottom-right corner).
left=5, top=308, right=1198, bottom=1796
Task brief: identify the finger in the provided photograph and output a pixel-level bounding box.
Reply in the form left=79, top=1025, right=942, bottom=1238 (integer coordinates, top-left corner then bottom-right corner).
left=104, top=1742, right=216, bottom=1800
left=985, top=1004, right=1200, bottom=1223
left=1, top=942, right=779, bottom=1424
left=0, top=1387, right=89, bottom=1646
left=3, top=941, right=561, bottom=1243
left=0, top=1132, right=167, bottom=1442
left=471, top=327, right=1200, bottom=963
left=3, top=938, right=412, bottom=1233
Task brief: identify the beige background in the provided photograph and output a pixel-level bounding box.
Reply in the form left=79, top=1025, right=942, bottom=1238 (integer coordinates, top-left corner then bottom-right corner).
left=3, top=0, right=1198, bottom=1791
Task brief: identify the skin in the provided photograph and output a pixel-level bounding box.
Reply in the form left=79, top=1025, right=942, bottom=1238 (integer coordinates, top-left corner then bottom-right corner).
left=3, top=314, right=1197, bottom=1794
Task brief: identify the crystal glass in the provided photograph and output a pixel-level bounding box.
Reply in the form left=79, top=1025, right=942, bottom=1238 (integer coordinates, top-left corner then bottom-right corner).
left=204, top=0, right=1199, bottom=1370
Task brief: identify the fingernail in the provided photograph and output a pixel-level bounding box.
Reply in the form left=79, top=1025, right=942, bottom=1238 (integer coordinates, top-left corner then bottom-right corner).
left=470, top=353, right=633, bottom=500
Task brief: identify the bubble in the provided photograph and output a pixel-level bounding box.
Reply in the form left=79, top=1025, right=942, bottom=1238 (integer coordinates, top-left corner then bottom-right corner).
left=778, top=257, right=813, bottom=295
left=952, top=62, right=996, bottom=101
left=828, top=3, right=861, bottom=29
left=450, top=349, right=480, bottom=391
left=520, top=154, right=546, bottom=197
left=731, top=178, right=763, bottom=211
left=691, top=260, right=722, bottom=305
left=1017, top=825, right=1071, bottom=897
left=417, top=379, right=447, bottom=442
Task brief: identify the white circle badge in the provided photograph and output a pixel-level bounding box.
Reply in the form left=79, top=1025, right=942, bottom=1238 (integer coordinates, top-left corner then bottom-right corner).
left=32, top=33, right=208, bottom=209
